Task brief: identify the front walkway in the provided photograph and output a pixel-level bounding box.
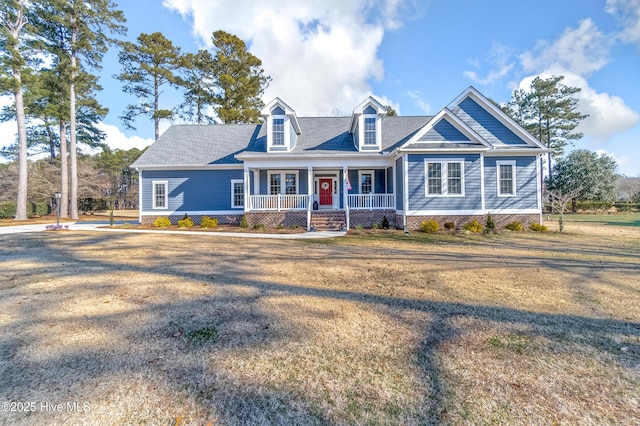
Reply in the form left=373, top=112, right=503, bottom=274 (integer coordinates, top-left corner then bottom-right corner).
left=0, top=221, right=346, bottom=239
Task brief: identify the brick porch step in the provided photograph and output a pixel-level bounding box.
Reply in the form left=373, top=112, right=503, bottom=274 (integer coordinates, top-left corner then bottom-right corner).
left=311, top=211, right=346, bottom=231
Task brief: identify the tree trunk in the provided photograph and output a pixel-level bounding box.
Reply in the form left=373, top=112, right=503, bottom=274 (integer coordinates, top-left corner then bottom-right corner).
left=69, top=26, right=79, bottom=219
left=14, top=71, right=28, bottom=221
left=59, top=120, right=69, bottom=218
left=154, top=75, right=160, bottom=140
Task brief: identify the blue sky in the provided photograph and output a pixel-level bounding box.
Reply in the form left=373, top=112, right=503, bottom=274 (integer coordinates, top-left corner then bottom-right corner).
left=2, top=0, right=639, bottom=176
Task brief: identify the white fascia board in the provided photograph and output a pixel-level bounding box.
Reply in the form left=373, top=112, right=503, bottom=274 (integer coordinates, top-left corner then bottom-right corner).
left=448, top=87, right=548, bottom=150
left=136, top=164, right=244, bottom=171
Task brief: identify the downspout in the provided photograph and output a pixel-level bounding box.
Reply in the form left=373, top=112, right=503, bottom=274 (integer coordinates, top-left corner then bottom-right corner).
left=137, top=168, right=142, bottom=224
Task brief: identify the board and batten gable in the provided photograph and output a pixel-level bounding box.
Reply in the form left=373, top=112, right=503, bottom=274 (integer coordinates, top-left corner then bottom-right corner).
left=406, top=153, right=482, bottom=213
left=141, top=169, right=243, bottom=214
left=484, top=156, right=539, bottom=211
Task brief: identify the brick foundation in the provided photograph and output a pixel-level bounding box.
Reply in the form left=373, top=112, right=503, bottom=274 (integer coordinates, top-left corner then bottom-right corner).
left=141, top=214, right=243, bottom=226
left=245, top=211, right=308, bottom=228
left=405, top=213, right=540, bottom=231
left=349, top=210, right=396, bottom=228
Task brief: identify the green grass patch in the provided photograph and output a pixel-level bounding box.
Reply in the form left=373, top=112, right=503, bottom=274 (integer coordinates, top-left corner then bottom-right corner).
left=487, top=333, right=533, bottom=354
left=185, top=326, right=218, bottom=345
left=548, top=213, right=640, bottom=227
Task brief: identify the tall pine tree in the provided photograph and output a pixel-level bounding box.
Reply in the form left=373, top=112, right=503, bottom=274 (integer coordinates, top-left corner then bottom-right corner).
left=117, top=32, right=181, bottom=140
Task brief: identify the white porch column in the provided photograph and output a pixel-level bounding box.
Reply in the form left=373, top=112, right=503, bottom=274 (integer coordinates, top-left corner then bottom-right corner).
left=243, top=166, right=250, bottom=213
left=343, top=165, right=349, bottom=229
left=307, top=166, right=313, bottom=231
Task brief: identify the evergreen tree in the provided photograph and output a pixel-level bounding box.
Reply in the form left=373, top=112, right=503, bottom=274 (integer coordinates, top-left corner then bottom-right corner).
left=32, top=0, right=125, bottom=219
left=117, top=32, right=181, bottom=140
left=0, top=0, right=32, bottom=220
left=210, top=30, right=271, bottom=123
left=177, top=49, right=217, bottom=124
left=546, top=149, right=618, bottom=206
left=503, top=75, right=587, bottom=175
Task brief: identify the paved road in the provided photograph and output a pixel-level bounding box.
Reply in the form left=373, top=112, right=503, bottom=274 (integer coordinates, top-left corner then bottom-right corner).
left=0, top=221, right=346, bottom=239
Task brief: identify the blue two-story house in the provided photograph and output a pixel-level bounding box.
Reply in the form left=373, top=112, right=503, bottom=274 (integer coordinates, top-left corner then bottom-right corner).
left=132, top=87, right=548, bottom=230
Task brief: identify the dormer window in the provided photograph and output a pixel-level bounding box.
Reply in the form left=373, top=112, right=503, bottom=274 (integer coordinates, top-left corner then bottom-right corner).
left=261, top=98, right=302, bottom=153
left=273, top=117, right=285, bottom=146
left=364, top=117, right=376, bottom=145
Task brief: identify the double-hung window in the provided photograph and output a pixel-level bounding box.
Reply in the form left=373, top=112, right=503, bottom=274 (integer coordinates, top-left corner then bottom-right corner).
left=364, top=117, right=376, bottom=145
left=359, top=171, right=373, bottom=194
left=152, top=181, right=168, bottom=209
left=496, top=160, right=516, bottom=196
left=425, top=160, right=464, bottom=196
left=273, top=118, right=285, bottom=146
left=269, top=171, right=298, bottom=195
left=231, top=180, right=244, bottom=208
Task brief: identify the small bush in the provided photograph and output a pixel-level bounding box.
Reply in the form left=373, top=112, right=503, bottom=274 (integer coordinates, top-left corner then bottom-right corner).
left=371, top=222, right=380, bottom=229
left=253, top=223, right=265, bottom=231
left=355, top=224, right=364, bottom=231
left=444, top=222, right=455, bottom=230
left=463, top=220, right=483, bottom=233
left=239, top=215, right=249, bottom=228
left=505, top=221, right=523, bottom=231
left=420, top=220, right=440, bottom=233
left=154, top=217, right=172, bottom=228
left=289, top=224, right=299, bottom=229
left=200, top=216, right=219, bottom=228
left=529, top=223, right=548, bottom=232
left=178, top=218, right=194, bottom=228
left=381, top=216, right=390, bottom=229
left=277, top=224, right=285, bottom=229
left=485, top=213, right=496, bottom=234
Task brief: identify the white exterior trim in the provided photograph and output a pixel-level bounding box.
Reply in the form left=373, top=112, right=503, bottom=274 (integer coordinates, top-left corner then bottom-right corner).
left=231, top=179, right=244, bottom=209
left=496, top=160, right=517, bottom=197
left=402, top=154, right=409, bottom=230
left=141, top=210, right=243, bottom=217
left=268, top=170, right=300, bottom=195
left=152, top=180, right=168, bottom=209
left=135, top=164, right=244, bottom=171
left=407, top=208, right=541, bottom=216
left=358, top=170, right=375, bottom=194
left=480, top=153, right=486, bottom=211
left=424, top=158, right=466, bottom=197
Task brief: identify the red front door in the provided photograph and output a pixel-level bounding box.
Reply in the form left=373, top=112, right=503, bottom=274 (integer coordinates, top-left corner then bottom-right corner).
left=319, top=178, right=333, bottom=206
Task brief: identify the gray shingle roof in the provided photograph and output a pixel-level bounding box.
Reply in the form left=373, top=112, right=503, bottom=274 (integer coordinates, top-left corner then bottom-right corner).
left=133, top=116, right=437, bottom=167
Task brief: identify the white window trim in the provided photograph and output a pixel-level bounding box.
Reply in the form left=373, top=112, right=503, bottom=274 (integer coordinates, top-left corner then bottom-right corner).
left=231, top=179, right=244, bottom=208
left=496, top=160, right=517, bottom=197
left=267, top=115, right=290, bottom=152
left=268, top=170, right=299, bottom=195
left=358, top=170, right=375, bottom=194
left=424, top=159, right=465, bottom=197
left=363, top=116, right=377, bottom=145
left=152, top=180, right=168, bottom=209
left=358, top=112, right=381, bottom=151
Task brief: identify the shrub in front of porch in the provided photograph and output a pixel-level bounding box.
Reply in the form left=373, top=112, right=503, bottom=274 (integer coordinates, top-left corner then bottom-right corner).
left=200, top=216, right=219, bottom=228
left=154, top=217, right=172, bottom=228
left=178, top=217, right=194, bottom=229
left=420, top=220, right=440, bottom=233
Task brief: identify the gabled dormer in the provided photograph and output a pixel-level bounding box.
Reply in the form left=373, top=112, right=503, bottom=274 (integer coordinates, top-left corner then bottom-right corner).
left=261, top=98, right=302, bottom=153
left=350, top=96, right=387, bottom=152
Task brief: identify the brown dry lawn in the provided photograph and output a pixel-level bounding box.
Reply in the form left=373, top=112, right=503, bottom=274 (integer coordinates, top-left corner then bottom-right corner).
left=1, top=222, right=639, bottom=425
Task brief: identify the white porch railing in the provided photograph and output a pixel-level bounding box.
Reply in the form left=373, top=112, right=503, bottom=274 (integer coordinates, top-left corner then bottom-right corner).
left=249, top=194, right=309, bottom=211
left=348, top=194, right=395, bottom=210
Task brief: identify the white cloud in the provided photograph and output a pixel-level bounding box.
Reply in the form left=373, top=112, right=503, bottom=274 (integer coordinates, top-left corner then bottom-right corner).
left=464, top=42, right=514, bottom=85
left=606, top=0, right=640, bottom=44
left=517, top=68, right=639, bottom=143
left=163, top=0, right=410, bottom=115
left=407, top=90, right=432, bottom=114
left=98, top=122, right=154, bottom=151
left=520, top=19, right=609, bottom=76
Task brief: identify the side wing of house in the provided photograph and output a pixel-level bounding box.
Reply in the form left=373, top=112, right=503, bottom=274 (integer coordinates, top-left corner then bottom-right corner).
left=396, top=87, right=547, bottom=229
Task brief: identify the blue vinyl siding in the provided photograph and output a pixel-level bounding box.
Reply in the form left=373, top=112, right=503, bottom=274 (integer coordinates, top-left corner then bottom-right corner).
left=419, top=118, right=470, bottom=141
left=349, top=169, right=387, bottom=193
left=395, top=157, right=404, bottom=209
left=386, top=167, right=393, bottom=194
left=348, top=170, right=358, bottom=195
left=484, top=156, right=539, bottom=210
left=407, top=154, right=482, bottom=211
left=272, top=106, right=285, bottom=115
left=363, top=105, right=377, bottom=114
left=454, top=97, right=525, bottom=146
left=375, top=169, right=385, bottom=193
left=141, top=169, right=243, bottom=212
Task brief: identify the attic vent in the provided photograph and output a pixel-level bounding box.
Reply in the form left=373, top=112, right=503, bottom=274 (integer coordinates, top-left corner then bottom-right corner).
left=272, top=106, right=285, bottom=115
left=363, top=105, right=377, bottom=114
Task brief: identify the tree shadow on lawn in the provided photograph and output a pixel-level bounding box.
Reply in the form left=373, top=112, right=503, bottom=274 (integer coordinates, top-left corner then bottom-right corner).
left=1, top=232, right=639, bottom=424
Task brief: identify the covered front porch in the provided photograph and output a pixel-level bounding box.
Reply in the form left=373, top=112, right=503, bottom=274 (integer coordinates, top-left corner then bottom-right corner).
left=241, top=164, right=396, bottom=230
